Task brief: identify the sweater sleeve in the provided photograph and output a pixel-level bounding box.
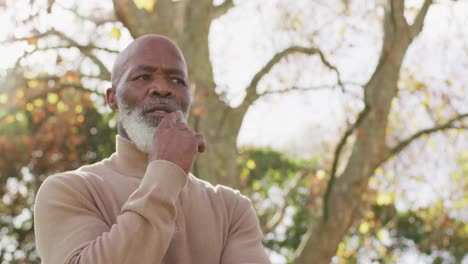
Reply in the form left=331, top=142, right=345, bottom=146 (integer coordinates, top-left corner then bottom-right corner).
left=220, top=194, right=271, bottom=264
left=34, top=160, right=186, bottom=264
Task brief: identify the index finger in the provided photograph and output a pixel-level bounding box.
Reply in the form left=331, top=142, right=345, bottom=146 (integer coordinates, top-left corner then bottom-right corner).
left=158, top=110, right=184, bottom=128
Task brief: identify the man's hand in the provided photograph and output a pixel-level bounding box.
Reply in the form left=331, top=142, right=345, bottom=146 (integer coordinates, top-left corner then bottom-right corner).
left=148, top=111, right=206, bottom=174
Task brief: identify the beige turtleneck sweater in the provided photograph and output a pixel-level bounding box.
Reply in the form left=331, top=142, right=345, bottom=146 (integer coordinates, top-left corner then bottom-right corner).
left=34, top=136, right=270, bottom=264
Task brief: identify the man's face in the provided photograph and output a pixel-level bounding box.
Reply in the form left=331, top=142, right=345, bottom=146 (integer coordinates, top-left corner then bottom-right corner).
left=110, top=36, right=191, bottom=152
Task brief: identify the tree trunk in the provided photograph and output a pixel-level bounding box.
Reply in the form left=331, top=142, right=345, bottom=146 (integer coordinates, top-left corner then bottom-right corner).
left=113, top=0, right=242, bottom=187
left=294, top=1, right=432, bottom=263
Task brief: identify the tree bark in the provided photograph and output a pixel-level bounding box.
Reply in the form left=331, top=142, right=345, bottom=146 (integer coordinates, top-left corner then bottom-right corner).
left=294, top=0, right=432, bottom=263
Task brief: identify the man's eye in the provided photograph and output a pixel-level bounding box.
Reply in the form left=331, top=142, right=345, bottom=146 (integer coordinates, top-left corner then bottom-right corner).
left=171, top=78, right=186, bottom=86
left=134, top=74, right=151, bottom=81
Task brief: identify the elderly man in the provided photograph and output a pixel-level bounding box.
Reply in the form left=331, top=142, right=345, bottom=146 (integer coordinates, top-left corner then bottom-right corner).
left=34, top=35, right=270, bottom=263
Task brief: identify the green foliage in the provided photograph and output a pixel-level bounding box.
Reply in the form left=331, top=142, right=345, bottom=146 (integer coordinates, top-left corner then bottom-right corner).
left=333, top=202, right=468, bottom=263
left=0, top=70, right=116, bottom=263
left=238, top=147, right=309, bottom=191
left=237, top=147, right=318, bottom=260
left=396, top=211, right=426, bottom=245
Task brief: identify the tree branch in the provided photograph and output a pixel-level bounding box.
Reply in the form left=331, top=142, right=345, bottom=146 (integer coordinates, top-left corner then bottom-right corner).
left=239, top=45, right=342, bottom=110
left=91, top=46, right=120, bottom=54
left=322, top=102, right=371, bottom=221
left=410, top=0, right=432, bottom=37
left=55, top=2, right=118, bottom=26
left=0, top=29, right=56, bottom=44
left=257, top=84, right=336, bottom=98
left=53, top=31, right=111, bottom=81
left=47, top=0, right=56, bottom=13
left=317, top=50, right=345, bottom=91
left=3, top=29, right=114, bottom=80
left=386, top=113, right=468, bottom=158
left=23, top=44, right=119, bottom=60
left=212, top=0, right=234, bottom=20
left=256, top=81, right=364, bottom=100
left=389, top=0, right=408, bottom=30
left=262, top=167, right=315, bottom=234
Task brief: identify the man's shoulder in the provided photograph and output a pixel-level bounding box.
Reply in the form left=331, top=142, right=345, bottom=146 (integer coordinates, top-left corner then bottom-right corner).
left=39, top=159, right=111, bottom=194
left=35, top=165, right=99, bottom=207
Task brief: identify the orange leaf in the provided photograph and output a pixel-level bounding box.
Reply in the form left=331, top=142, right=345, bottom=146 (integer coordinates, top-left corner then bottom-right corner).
left=61, top=71, right=80, bottom=83
left=192, top=106, right=206, bottom=117
left=27, top=37, right=38, bottom=46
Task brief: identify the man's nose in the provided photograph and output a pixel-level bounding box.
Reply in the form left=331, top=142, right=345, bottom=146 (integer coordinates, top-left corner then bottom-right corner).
left=149, top=80, right=172, bottom=98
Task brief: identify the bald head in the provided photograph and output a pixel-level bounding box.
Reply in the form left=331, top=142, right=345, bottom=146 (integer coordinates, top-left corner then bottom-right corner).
left=111, top=35, right=187, bottom=88
left=106, top=34, right=192, bottom=146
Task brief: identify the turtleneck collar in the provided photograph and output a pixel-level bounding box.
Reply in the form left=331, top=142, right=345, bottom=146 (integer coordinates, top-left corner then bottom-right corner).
left=108, top=135, right=149, bottom=178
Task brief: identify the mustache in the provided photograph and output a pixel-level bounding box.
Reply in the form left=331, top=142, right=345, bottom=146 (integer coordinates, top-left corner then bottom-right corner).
left=137, top=98, right=181, bottom=114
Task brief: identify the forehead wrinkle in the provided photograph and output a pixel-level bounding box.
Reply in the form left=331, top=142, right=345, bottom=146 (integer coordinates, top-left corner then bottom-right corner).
left=130, top=64, right=186, bottom=76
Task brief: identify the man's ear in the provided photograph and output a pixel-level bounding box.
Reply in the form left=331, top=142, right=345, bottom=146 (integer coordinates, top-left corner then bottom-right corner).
left=106, top=87, right=118, bottom=110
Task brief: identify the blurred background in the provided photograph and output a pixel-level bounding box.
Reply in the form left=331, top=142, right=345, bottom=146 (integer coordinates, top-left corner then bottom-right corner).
left=0, top=0, right=467, bottom=263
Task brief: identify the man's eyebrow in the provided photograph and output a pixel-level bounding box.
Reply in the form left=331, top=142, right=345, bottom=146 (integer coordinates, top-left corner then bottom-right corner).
left=128, top=65, right=186, bottom=76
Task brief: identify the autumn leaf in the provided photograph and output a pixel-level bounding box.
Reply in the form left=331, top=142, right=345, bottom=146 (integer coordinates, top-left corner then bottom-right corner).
left=33, top=98, right=44, bottom=107
left=376, top=192, right=394, bottom=206
left=27, top=79, right=39, bottom=88
left=75, top=105, right=83, bottom=113
left=47, top=93, right=59, bottom=105
left=192, top=106, right=206, bottom=116
left=359, top=222, right=371, bottom=234
left=133, top=0, right=157, bottom=12
left=246, top=159, right=256, bottom=170
left=26, top=103, right=34, bottom=112
left=26, top=37, right=38, bottom=47
left=445, top=79, right=452, bottom=87
left=111, top=27, right=121, bottom=40
left=414, top=80, right=427, bottom=91
left=57, top=101, right=68, bottom=112
left=0, top=94, right=7, bottom=104
left=60, top=71, right=81, bottom=83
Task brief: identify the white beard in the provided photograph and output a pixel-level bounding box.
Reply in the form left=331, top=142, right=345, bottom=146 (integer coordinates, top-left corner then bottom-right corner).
left=116, top=95, right=187, bottom=153
left=117, top=97, right=156, bottom=153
